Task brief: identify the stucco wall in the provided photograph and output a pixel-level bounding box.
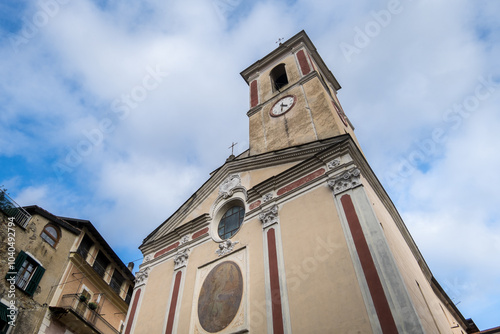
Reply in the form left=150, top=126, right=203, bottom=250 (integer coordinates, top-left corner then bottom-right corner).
left=279, top=184, right=373, bottom=333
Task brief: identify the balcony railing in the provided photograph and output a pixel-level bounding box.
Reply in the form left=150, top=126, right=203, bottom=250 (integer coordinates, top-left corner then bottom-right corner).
left=0, top=190, right=31, bottom=228
left=57, top=294, right=119, bottom=334
left=70, top=251, right=133, bottom=302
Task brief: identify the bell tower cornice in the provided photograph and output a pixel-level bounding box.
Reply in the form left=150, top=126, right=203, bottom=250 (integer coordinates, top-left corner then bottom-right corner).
left=240, top=30, right=341, bottom=91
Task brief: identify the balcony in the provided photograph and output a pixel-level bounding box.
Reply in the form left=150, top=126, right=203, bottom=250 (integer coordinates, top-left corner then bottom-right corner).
left=50, top=294, right=120, bottom=334
left=69, top=251, right=129, bottom=303
left=0, top=190, right=31, bottom=228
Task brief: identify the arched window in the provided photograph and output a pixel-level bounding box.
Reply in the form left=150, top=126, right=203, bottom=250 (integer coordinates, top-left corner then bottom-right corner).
left=270, top=64, right=288, bottom=92
left=218, top=206, right=245, bottom=239
left=40, top=224, right=60, bottom=247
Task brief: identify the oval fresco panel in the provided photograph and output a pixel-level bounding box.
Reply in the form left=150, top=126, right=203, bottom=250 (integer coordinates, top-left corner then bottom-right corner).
left=198, top=261, right=243, bottom=332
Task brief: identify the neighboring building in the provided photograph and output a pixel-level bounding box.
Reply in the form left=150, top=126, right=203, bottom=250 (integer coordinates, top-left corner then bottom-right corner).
left=123, top=31, right=489, bottom=333
left=0, top=193, right=134, bottom=334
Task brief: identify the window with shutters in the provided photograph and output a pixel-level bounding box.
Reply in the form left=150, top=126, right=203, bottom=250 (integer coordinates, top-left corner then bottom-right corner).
left=110, top=270, right=124, bottom=295
left=77, top=234, right=94, bottom=261
left=0, top=302, right=12, bottom=334
left=125, top=285, right=133, bottom=304
left=5, top=251, right=45, bottom=297
left=92, top=251, right=110, bottom=279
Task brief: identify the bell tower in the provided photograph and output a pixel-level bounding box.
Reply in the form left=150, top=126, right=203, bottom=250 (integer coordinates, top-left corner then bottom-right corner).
left=240, top=30, right=358, bottom=156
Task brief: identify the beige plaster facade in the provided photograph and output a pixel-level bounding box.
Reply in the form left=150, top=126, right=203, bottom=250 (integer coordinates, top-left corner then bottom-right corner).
left=125, top=31, right=479, bottom=334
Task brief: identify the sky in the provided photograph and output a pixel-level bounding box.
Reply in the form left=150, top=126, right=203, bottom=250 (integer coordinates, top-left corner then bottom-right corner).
left=0, top=0, right=499, bottom=329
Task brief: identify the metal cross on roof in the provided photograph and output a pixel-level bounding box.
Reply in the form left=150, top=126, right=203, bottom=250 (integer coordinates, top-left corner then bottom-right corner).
left=228, top=142, right=237, bottom=155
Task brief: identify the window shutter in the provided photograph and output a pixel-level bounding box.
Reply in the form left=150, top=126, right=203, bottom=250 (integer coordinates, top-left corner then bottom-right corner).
left=5, top=250, right=27, bottom=280
left=25, top=265, right=45, bottom=296
left=0, top=302, right=8, bottom=322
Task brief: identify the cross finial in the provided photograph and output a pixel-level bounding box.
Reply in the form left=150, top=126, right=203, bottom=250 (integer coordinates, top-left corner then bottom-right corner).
left=276, top=37, right=284, bottom=46
left=228, top=142, right=237, bottom=155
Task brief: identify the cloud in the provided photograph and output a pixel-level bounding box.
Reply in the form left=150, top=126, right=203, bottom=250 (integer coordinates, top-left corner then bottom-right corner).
left=1, top=0, right=499, bottom=329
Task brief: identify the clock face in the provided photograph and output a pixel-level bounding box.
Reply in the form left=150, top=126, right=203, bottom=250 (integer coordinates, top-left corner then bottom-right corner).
left=270, top=95, right=296, bottom=117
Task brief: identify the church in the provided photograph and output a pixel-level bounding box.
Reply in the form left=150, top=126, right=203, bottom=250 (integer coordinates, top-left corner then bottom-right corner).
left=122, top=31, right=477, bottom=333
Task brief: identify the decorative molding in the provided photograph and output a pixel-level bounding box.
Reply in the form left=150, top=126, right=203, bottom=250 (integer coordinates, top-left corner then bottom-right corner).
left=174, top=249, right=189, bottom=270
left=259, top=205, right=279, bottom=229
left=327, top=158, right=341, bottom=169
left=135, top=267, right=151, bottom=286
left=327, top=168, right=361, bottom=194
left=232, top=312, right=245, bottom=328
left=262, top=192, right=274, bottom=203
left=179, top=235, right=190, bottom=245
left=276, top=168, right=326, bottom=197
left=216, top=239, right=239, bottom=257
left=249, top=200, right=261, bottom=211
left=219, top=174, right=241, bottom=199
left=143, top=254, right=152, bottom=263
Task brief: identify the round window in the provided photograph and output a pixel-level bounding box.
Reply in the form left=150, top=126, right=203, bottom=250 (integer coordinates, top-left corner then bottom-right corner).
left=217, top=206, right=245, bottom=239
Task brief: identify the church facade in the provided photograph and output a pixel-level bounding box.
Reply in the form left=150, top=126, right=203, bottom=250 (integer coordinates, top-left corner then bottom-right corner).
left=123, top=31, right=475, bottom=334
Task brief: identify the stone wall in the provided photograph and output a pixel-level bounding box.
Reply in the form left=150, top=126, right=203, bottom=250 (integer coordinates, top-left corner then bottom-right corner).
left=0, top=209, right=48, bottom=334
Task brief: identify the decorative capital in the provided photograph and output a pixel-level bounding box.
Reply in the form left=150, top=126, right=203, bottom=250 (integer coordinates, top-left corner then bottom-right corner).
left=327, top=158, right=341, bottom=169
left=215, top=239, right=239, bottom=257
left=259, top=205, right=279, bottom=229
left=174, top=248, right=189, bottom=270
left=327, top=168, right=361, bottom=195
left=135, top=267, right=151, bottom=286
left=219, top=174, right=241, bottom=199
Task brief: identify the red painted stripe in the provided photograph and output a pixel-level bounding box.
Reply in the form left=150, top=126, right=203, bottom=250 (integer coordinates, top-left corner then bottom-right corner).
left=277, top=168, right=325, bottom=196
left=249, top=200, right=261, bottom=210
left=165, top=271, right=183, bottom=334
left=340, top=195, right=398, bottom=334
left=124, top=288, right=141, bottom=334
left=307, top=53, right=315, bottom=71
left=192, top=227, right=209, bottom=240
left=155, top=242, right=180, bottom=258
left=296, top=50, right=311, bottom=76
left=267, top=228, right=284, bottom=334
left=250, top=80, right=259, bottom=107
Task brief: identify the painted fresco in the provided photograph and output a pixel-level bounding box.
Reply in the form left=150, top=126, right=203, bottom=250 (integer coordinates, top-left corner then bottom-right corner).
left=198, top=261, right=243, bottom=332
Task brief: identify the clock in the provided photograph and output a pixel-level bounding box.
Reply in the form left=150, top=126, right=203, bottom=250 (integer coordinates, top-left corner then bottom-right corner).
left=270, top=95, right=296, bottom=117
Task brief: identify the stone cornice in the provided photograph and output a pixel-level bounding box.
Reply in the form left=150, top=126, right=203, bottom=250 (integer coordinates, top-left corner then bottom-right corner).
left=240, top=30, right=341, bottom=91
left=141, top=136, right=350, bottom=248
left=246, top=140, right=352, bottom=206
left=140, top=213, right=210, bottom=255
